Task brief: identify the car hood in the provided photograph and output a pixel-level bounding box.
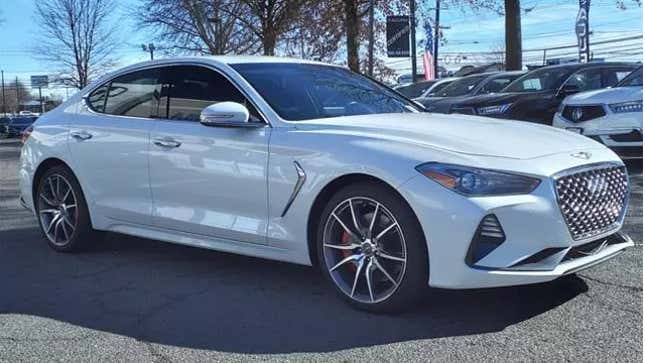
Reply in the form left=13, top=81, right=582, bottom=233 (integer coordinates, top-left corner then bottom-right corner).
left=564, top=86, right=642, bottom=105
left=294, top=113, right=603, bottom=160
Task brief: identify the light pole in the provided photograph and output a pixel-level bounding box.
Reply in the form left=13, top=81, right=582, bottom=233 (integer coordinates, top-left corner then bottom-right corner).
left=410, top=0, right=417, bottom=82
left=1, top=70, right=5, bottom=116
left=142, top=43, right=155, bottom=60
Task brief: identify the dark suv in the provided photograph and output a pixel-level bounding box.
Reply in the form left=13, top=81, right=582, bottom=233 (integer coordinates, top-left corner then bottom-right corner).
left=3, top=116, right=37, bottom=138
left=446, top=62, right=638, bottom=124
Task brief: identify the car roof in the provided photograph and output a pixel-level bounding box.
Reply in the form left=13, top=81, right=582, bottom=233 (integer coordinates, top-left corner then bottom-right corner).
left=536, top=62, right=637, bottom=71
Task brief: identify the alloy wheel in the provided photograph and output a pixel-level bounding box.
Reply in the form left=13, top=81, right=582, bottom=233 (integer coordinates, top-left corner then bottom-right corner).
left=37, top=173, right=78, bottom=246
left=322, top=197, right=407, bottom=304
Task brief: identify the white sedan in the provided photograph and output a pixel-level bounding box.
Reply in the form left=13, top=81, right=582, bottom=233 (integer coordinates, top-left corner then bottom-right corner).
left=553, top=67, right=642, bottom=159
left=19, top=57, right=633, bottom=312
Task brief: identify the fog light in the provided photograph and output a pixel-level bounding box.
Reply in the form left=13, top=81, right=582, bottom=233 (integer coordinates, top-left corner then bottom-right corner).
left=466, top=214, right=506, bottom=265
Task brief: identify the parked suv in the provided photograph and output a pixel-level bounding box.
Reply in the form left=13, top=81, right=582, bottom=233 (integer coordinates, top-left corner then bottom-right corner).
left=3, top=116, right=37, bottom=138
left=553, top=66, right=642, bottom=159
left=447, top=62, right=638, bottom=124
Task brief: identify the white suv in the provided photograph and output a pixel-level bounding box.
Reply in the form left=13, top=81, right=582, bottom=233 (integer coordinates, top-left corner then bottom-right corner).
left=553, top=67, right=642, bottom=159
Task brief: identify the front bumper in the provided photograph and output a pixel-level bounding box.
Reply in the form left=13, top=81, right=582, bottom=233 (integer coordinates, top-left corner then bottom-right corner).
left=553, top=112, right=643, bottom=158
left=399, top=152, right=632, bottom=289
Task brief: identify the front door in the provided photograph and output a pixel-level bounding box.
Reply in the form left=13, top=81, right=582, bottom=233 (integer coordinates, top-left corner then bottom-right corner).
left=148, top=65, right=270, bottom=244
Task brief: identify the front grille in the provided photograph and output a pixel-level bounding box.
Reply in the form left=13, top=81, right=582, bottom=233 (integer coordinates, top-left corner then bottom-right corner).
left=562, top=105, right=606, bottom=123
left=555, top=164, right=629, bottom=240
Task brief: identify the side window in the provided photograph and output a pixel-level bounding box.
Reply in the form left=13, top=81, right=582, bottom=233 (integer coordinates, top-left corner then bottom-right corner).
left=564, top=69, right=603, bottom=92
left=606, top=68, right=633, bottom=87
left=164, top=65, right=262, bottom=122
left=87, top=83, right=109, bottom=112
left=104, top=68, right=163, bottom=118
left=479, top=77, right=514, bottom=94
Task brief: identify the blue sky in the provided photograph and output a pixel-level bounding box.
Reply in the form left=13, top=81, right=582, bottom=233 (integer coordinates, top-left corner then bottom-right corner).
left=0, top=0, right=642, bottom=98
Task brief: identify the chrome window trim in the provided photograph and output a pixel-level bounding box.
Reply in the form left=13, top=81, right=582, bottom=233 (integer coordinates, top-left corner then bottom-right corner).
left=82, top=61, right=272, bottom=127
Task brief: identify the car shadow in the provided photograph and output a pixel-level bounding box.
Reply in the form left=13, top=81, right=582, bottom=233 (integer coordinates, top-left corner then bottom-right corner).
left=0, top=227, right=588, bottom=354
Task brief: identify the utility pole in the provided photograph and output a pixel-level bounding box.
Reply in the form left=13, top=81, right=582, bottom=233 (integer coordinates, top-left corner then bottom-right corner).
left=15, top=77, right=20, bottom=113
left=1, top=70, right=5, bottom=116
left=433, top=0, right=440, bottom=78
left=368, top=0, right=375, bottom=77
left=38, top=86, right=44, bottom=114
left=410, top=0, right=417, bottom=82
left=142, top=43, right=155, bottom=61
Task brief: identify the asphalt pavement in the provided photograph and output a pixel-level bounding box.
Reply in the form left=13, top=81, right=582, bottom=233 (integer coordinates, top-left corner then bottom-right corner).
left=0, top=137, right=642, bottom=362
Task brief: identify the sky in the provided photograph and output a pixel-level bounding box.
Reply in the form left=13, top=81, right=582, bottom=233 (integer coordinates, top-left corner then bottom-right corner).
left=0, top=0, right=642, bottom=100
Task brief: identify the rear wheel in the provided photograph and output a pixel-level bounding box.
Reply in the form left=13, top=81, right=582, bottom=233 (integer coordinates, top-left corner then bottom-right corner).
left=35, top=165, right=99, bottom=252
left=316, top=182, right=428, bottom=313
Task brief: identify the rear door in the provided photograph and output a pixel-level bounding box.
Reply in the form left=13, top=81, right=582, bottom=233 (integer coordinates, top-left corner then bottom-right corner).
left=68, top=67, right=163, bottom=225
left=148, top=65, right=270, bottom=244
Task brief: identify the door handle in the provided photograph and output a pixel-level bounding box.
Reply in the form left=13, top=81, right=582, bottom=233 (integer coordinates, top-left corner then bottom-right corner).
left=153, top=137, right=181, bottom=148
left=71, top=131, right=92, bottom=140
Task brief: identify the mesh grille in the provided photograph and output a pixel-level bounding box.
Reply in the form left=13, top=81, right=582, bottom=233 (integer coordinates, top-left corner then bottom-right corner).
left=555, top=165, right=629, bottom=240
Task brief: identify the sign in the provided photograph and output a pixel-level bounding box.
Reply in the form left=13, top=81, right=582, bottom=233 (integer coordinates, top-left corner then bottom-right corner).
left=422, top=21, right=435, bottom=80
left=386, top=16, right=410, bottom=57
left=576, top=0, right=591, bottom=63
left=30, top=75, right=49, bottom=89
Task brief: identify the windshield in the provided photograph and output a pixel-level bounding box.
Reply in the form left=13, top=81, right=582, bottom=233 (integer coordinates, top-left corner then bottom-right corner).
left=617, top=67, right=643, bottom=87
left=395, top=80, right=436, bottom=98
left=231, top=63, right=420, bottom=121
left=503, top=67, right=574, bottom=92
left=434, top=75, right=487, bottom=97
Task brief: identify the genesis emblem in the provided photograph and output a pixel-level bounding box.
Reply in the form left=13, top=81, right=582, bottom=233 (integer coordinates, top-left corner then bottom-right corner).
left=571, top=151, right=591, bottom=160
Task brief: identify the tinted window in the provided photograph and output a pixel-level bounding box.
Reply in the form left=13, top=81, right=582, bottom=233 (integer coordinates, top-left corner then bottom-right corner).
left=395, top=80, right=436, bottom=98
left=606, top=67, right=636, bottom=86
left=564, top=68, right=603, bottom=91
left=617, top=67, right=643, bottom=87
left=504, top=67, right=574, bottom=92
left=478, top=74, right=522, bottom=94
left=88, top=83, right=109, bottom=112
left=232, top=63, right=419, bottom=121
left=165, top=65, right=261, bottom=122
left=104, top=68, right=163, bottom=118
left=426, top=80, right=453, bottom=96
left=435, top=75, right=488, bottom=97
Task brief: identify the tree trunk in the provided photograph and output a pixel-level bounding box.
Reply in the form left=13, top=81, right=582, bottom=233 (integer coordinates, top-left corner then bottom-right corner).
left=263, top=31, right=276, bottom=55
left=344, top=0, right=360, bottom=72
left=504, top=0, right=522, bottom=70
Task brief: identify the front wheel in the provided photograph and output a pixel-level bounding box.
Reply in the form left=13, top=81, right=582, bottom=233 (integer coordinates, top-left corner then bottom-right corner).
left=316, top=182, right=428, bottom=313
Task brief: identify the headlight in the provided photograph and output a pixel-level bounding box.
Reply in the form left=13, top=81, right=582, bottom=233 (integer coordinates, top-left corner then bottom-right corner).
left=477, top=103, right=512, bottom=116
left=416, top=163, right=541, bottom=196
left=609, top=101, right=642, bottom=113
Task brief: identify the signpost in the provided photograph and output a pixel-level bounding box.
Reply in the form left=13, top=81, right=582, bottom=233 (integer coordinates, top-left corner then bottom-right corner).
left=386, top=16, right=411, bottom=58
left=30, top=75, right=48, bottom=114
left=576, top=0, right=591, bottom=63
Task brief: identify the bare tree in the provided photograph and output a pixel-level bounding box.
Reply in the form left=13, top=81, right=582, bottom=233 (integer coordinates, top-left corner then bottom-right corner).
left=34, top=0, right=117, bottom=89
left=282, top=2, right=345, bottom=61
left=135, top=0, right=258, bottom=55
left=234, top=0, right=312, bottom=56
left=0, top=80, right=33, bottom=114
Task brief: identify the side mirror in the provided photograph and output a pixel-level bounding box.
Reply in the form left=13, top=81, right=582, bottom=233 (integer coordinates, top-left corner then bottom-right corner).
left=558, top=84, right=580, bottom=97
left=200, top=102, right=259, bottom=127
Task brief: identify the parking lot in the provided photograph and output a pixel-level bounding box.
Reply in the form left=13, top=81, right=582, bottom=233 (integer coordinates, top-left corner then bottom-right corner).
left=0, top=137, right=642, bottom=362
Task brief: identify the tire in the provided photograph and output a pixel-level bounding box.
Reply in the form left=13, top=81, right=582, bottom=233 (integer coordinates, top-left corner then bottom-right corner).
left=316, top=181, right=428, bottom=313
left=34, top=165, right=99, bottom=252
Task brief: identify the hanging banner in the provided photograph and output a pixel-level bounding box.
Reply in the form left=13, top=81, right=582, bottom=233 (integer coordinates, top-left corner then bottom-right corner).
left=576, top=0, right=591, bottom=63
left=386, top=16, right=410, bottom=57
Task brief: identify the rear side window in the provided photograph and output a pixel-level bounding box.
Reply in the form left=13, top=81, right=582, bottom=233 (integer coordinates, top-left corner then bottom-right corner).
left=164, top=65, right=261, bottom=122
left=606, top=68, right=636, bottom=87
left=88, top=84, right=109, bottom=112
left=564, top=68, right=603, bottom=92
left=104, top=68, right=164, bottom=118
